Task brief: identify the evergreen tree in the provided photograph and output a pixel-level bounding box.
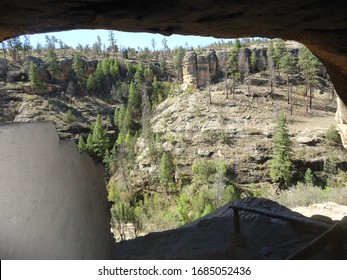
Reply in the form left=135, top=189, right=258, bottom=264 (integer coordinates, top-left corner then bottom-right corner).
left=91, top=115, right=111, bottom=159
left=86, top=134, right=94, bottom=154
left=152, top=75, right=159, bottom=107
left=304, top=168, right=314, bottom=185
left=127, top=81, right=141, bottom=126
left=267, top=40, right=275, bottom=96
left=23, top=35, right=31, bottom=58
left=72, top=52, right=86, bottom=95
left=122, top=107, right=133, bottom=133
left=270, top=113, right=293, bottom=189
left=173, top=46, right=185, bottom=82
left=114, top=104, right=126, bottom=129
left=86, top=73, right=97, bottom=92
left=45, top=47, right=59, bottom=80
left=234, top=38, right=241, bottom=50
left=279, top=52, right=296, bottom=104
left=108, top=31, right=117, bottom=57
left=7, top=37, right=22, bottom=61
left=159, top=152, right=175, bottom=190
left=63, top=109, right=76, bottom=124
left=250, top=49, right=257, bottom=73
left=77, top=136, right=87, bottom=152
left=29, top=62, right=43, bottom=90
left=58, top=39, right=66, bottom=55
left=273, top=39, right=286, bottom=71
left=299, top=47, right=319, bottom=112
left=227, top=43, right=241, bottom=98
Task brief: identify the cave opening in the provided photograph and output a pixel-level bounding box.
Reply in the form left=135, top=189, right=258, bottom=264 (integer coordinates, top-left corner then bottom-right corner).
left=1, top=28, right=346, bottom=260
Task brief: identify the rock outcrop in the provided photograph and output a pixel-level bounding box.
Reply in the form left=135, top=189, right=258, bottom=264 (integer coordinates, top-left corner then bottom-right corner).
left=183, top=49, right=218, bottom=88
left=336, top=97, right=347, bottom=149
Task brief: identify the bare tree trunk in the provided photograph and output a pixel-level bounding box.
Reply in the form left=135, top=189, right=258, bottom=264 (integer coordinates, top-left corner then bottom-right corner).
left=287, top=77, right=290, bottom=104
left=208, top=63, right=212, bottom=104
left=208, top=85, right=212, bottom=105
left=309, top=84, right=312, bottom=109
left=225, top=76, right=228, bottom=99
left=306, top=82, right=309, bottom=114
left=232, top=77, right=235, bottom=99
left=247, top=77, right=252, bottom=97
left=290, top=85, right=293, bottom=115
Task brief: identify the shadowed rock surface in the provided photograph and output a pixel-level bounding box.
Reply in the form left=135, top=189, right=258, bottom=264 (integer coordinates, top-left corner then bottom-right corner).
left=112, top=197, right=347, bottom=259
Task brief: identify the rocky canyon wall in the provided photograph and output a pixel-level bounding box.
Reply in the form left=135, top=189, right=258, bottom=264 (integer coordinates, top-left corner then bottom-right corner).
left=0, top=122, right=113, bottom=259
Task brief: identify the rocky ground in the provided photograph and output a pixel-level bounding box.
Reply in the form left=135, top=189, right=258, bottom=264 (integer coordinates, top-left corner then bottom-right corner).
left=0, top=83, right=115, bottom=141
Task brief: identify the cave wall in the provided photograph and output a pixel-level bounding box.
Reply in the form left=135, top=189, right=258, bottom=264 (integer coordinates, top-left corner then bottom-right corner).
left=0, top=122, right=113, bottom=259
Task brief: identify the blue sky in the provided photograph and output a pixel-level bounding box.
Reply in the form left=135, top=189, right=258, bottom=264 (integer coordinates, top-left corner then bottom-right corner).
left=23, top=29, right=227, bottom=50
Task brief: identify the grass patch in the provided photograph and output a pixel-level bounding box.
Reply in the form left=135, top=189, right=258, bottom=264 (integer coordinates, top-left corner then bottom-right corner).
left=267, top=183, right=347, bottom=207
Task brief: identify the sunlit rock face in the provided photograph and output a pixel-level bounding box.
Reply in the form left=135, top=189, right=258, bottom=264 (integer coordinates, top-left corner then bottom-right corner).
left=0, top=122, right=113, bottom=259
left=336, top=97, right=347, bottom=149
left=183, top=49, right=218, bottom=88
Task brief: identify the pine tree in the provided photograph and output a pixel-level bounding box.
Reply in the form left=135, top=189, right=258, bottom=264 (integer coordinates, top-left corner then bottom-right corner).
left=227, top=43, right=241, bottom=99
left=279, top=53, right=296, bottom=104
left=267, top=41, right=275, bottom=97
left=108, top=31, right=117, bottom=57
left=304, top=168, right=314, bottom=185
left=77, top=136, right=87, bottom=152
left=299, top=47, right=319, bottom=112
left=173, top=46, right=185, bottom=82
left=45, top=47, right=59, bottom=80
left=91, top=115, right=110, bottom=159
left=159, top=152, right=175, bottom=191
left=273, top=39, right=286, bottom=71
left=29, top=62, right=43, bottom=90
left=72, top=52, right=86, bottom=95
left=114, top=104, right=126, bottom=130
left=270, top=113, right=293, bottom=189
left=127, top=81, right=141, bottom=126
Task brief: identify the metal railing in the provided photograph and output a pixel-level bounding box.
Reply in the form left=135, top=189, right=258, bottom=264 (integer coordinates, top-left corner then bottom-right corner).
left=229, top=205, right=345, bottom=259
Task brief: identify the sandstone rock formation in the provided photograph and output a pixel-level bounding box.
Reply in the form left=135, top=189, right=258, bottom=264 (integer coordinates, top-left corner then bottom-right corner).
left=336, top=97, right=347, bottom=148
left=183, top=49, right=218, bottom=88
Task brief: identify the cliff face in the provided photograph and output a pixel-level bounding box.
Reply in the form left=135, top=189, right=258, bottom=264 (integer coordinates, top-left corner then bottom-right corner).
left=183, top=49, right=218, bottom=88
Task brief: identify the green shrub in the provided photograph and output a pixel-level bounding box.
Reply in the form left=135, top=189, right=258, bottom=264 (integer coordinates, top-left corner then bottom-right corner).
left=304, top=168, right=314, bottom=185
left=63, top=109, right=76, bottom=124
left=325, top=125, right=341, bottom=145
